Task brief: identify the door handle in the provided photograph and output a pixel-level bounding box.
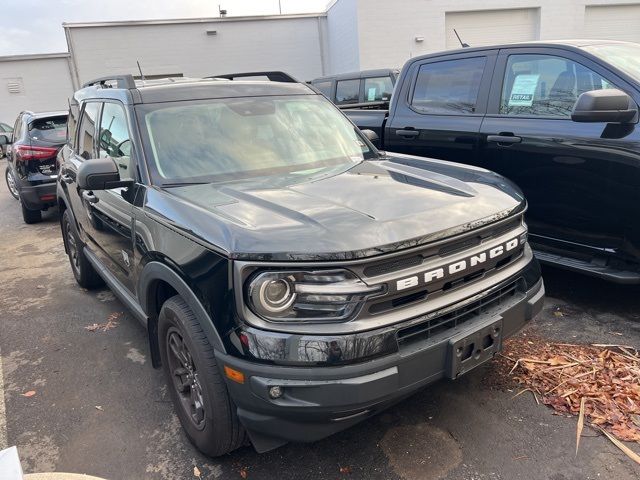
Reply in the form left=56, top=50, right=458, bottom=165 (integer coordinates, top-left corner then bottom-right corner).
left=487, top=135, right=522, bottom=144
left=396, top=129, right=419, bottom=138
left=82, top=190, right=98, bottom=204
left=60, top=173, right=74, bottom=184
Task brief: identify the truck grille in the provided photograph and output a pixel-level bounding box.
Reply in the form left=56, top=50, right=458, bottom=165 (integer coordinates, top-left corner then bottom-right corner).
left=397, top=279, right=523, bottom=347
left=353, top=215, right=526, bottom=318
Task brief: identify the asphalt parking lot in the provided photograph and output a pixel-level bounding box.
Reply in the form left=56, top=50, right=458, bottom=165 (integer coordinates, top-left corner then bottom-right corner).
left=0, top=178, right=639, bottom=480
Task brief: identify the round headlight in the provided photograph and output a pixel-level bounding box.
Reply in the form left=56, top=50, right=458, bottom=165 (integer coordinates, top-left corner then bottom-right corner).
left=252, top=275, right=296, bottom=314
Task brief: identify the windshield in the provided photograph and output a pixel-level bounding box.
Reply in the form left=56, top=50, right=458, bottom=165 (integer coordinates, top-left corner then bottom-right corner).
left=582, top=43, right=640, bottom=82
left=29, top=116, right=67, bottom=143
left=139, top=95, right=376, bottom=185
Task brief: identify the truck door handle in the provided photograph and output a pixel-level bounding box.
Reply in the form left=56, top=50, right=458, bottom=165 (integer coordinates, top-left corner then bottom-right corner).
left=487, top=135, right=522, bottom=145
left=82, top=190, right=98, bottom=204
left=60, top=173, right=74, bottom=184
left=396, top=129, right=419, bottom=138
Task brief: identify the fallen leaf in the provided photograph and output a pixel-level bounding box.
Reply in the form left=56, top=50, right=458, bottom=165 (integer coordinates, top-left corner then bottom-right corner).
left=193, top=466, right=201, bottom=478
left=608, top=332, right=624, bottom=337
left=339, top=466, right=352, bottom=474
left=21, top=391, right=36, bottom=397
left=95, top=405, right=103, bottom=411
left=239, top=467, right=248, bottom=479
left=84, top=319, right=119, bottom=332
left=576, top=397, right=586, bottom=456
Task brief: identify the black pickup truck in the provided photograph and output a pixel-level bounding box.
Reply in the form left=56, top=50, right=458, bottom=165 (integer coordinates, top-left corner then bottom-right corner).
left=345, top=40, right=640, bottom=283
left=57, top=72, right=543, bottom=456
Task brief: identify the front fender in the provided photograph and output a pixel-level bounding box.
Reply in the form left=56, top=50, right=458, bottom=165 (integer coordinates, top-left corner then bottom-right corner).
left=138, top=261, right=227, bottom=367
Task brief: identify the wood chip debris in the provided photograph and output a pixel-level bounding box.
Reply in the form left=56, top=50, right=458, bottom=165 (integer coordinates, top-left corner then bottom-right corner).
left=493, top=336, right=640, bottom=443
left=84, top=312, right=123, bottom=332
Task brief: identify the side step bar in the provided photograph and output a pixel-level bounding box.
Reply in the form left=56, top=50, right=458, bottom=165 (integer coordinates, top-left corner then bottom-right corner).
left=534, top=250, right=640, bottom=284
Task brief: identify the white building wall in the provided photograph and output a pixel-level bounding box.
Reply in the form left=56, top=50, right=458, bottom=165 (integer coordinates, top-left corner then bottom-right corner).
left=65, top=15, right=326, bottom=86
left=326, top=0, right=361, bottom=74
left=353, top=0, right=640, bottom=72
left=0, top=54, right=74, bottom=124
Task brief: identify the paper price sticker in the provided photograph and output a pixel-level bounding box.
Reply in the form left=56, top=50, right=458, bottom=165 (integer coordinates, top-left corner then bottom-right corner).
left=508, top=74, right=539, bottom=107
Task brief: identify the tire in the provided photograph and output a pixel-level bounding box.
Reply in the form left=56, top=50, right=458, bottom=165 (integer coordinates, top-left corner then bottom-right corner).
left=5, top=167, right=19, bottom=200
left=61, top=209, right=104, bottom=289
left=21, top=201, right=42, bottom=224
left=159, top=295, right=246, bottom=457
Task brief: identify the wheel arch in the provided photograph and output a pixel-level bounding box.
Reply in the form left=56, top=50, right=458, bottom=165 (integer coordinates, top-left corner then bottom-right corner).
left=139, top=261, right=227, bottom=368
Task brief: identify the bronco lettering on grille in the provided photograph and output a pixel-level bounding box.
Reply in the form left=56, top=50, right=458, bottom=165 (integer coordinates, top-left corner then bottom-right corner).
left=395, top=237, right=522, bottom=292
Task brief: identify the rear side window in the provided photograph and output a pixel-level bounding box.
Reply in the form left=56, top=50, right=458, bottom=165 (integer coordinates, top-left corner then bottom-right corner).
left=77, top=102, right=101, bottom=159
left=500, top=54, right=615, bottom=117
left=314, top=81, right=333, bottom=99
left=411, top=57, right=486, bottom=114
left=363, top=76, right=393, bottom=102
left=336, top=79, right=360, bottom=105
left=29, top=116, right=67, bottom=143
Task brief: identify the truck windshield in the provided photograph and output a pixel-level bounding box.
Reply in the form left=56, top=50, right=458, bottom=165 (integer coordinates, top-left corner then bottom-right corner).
left=139, top=95, right=376, bottom=185
left=582, top=43, right=640, bottom=82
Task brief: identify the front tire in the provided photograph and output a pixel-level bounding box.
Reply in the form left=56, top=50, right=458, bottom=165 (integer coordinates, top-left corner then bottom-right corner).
left=5, top=167, right=19, bottom=200
left=159, top=295, right=245, bottom=457
left=62, top=209, right=104, bottom=289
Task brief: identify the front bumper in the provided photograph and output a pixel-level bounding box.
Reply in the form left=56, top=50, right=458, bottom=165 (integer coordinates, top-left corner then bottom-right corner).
left=218, top=270, right=544, bottom=452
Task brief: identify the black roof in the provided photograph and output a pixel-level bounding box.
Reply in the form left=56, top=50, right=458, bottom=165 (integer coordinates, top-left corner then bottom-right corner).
left=412, top=39, right=636, bottom=60
left=311, top=68, right=400, bottom=83
left=75, top=76, right=316, bottom=105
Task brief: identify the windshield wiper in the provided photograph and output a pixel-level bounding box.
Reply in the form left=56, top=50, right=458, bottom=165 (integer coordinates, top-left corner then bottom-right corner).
left=160, top=182, right=210, bottom=188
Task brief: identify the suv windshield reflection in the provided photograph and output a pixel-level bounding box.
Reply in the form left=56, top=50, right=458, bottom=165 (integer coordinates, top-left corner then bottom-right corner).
left=139, top=95, right=375, bottom=184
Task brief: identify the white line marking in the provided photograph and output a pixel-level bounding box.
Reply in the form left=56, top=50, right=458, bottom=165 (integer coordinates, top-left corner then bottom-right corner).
left=0, top=346, right=7, bottom=449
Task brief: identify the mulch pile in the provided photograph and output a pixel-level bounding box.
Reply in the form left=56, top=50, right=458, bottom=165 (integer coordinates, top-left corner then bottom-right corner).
left=493, top=336, right=640, bottom=443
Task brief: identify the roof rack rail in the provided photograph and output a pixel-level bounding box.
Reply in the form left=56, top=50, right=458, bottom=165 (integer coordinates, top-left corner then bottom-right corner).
left=82, top=75, right=136, bottom=89
left=207, top=71, right=298, bottom=83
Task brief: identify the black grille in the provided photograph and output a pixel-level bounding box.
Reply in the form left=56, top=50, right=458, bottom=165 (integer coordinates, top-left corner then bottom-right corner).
left=363, top=255, right=423, bottom=277
left=397, top=280, right=522, bottom=346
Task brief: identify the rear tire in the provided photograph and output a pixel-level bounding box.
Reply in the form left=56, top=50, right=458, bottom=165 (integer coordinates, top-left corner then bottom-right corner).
left=62, top=209, right=104, bottom=289
left=5, top=167, right=19, bottom=200
left=159, top=295, right=246, bottom=457
left=21, top=201, right=42, bottom=224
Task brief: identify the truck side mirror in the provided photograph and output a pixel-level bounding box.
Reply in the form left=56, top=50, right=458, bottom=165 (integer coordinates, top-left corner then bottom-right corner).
left=77, top=157, right=131, bottom=190
left=361, top=129, right=380, bottom=143
left=571, top=89, right=637, bottom=124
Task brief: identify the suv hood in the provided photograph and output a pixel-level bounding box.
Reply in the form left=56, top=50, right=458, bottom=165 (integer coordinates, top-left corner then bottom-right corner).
left=145, top=154, right=525, bottom=261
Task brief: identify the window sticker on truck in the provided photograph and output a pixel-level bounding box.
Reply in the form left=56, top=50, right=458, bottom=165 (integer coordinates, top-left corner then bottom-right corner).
left=508, top=74, right=539, bottom=107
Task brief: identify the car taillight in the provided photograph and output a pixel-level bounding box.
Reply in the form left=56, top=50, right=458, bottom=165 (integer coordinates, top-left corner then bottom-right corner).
left=15, top=145, right=58, bottom=161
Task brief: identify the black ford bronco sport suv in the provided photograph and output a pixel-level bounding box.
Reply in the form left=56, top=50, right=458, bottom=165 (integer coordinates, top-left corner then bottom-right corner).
left=57, top=72, right=544, bottom=456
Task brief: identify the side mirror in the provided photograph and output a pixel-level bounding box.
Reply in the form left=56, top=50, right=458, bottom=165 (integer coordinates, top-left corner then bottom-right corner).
left=361, top=129, right=380, bottom=143
left=571, top=89, right=637, bottom=123
left=0, top=134, right=9, bottom=146
left=77, top=157, right=130, bottom=190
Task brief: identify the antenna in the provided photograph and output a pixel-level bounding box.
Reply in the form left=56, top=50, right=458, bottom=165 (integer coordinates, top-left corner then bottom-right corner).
left=454, top=29, right=470, bottom=48
left=136, top=61, right=145, bottom=82
left=218, top=4, right=227, bottom=17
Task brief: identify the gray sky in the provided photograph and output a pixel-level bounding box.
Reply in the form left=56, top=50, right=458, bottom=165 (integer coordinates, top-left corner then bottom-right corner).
left=0, top=0, right=329, bottom=56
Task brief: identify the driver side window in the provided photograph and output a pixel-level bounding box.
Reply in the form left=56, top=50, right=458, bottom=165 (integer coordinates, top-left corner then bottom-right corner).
left=99, top=102, right=133, bottom=181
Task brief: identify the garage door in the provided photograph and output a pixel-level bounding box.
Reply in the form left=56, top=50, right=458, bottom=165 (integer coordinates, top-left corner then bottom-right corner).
left=445, top=8, right=540, bottom=50
left=584, top=4, right=640, bottom=43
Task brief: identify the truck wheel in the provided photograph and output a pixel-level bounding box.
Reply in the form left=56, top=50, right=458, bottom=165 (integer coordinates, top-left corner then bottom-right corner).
left=61, top=209, right=104, bottom=289
left=21, top=201, right=42, bottom=224
left=5, top=167, right=19, bottom=200
left=158, top=295, right=246, bottom=457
